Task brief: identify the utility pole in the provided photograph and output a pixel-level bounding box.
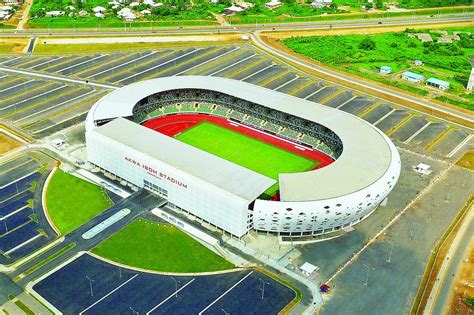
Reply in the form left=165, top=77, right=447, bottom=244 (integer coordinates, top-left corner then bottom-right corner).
left=258, top=278, right=269, bottom=299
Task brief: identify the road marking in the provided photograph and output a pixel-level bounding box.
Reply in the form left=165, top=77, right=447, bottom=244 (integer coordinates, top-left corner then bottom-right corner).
left=0, top=79, right=35, bottom=93
left=56, top=54, right=107, bottom=74
left=336, top=95, right=357, bottom=109
left=404, top=121, right=432, bottom=144
left=0, top=67, right=117, bottom=90
left=447, top=134, right=473, bottom=158
left=210, top=54, right=256, bottom=76
left=30, top=57, right=63, bottom=70
left=241, top=64, right=273, bottom=81
left=146, top=278, right=196, bottom=314
left=425, top=127, right=453, bottom=151
left=79, top=274, right=139, bottom=315
left=15, top=89, right=97, bottom=124
left=0, top=57, right=21, bottom=65
left=0, top=85, right=67, bottom=112
left=304, top=86, right=326, bottom=100
left=4, top=234, right=42, bottom=256
left=31, top=110, right=90, bottom=134
left=199, top=271, right=254, bottom=314
left=117, top=49, right=199, bottom=83
left=374, top=108, right=396, bottom=126
left=175, top=47, right=240, bottom=76
left=0, top=205, right=29, bottom=220
left=274, top=76, right=299, bottom=91
left=87, top=51, right=157, bottom=78
left=0, top=170, right=37, bottom=189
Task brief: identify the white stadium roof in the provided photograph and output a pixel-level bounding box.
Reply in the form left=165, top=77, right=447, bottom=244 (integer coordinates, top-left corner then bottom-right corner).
left=86, top=76, right=397, bottom=202
left=93, top=117, right=276, bottom=202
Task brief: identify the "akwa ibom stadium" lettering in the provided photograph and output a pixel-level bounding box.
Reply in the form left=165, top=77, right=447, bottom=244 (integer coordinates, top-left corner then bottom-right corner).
left=124, top=156, right=188, bottom=189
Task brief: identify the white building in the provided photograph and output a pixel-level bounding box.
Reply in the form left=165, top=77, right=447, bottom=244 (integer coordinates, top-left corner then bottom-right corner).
left=45, top=10, right=65, bottom=17
left=86, top=76, right=401, bottom=239
left=265, top=0, right=282, bottom=8
left=117, top=7, right=136, bottom=20
left=92, top=6, right=107, bottom=13
left=140, top=9, right=151, bottom=14
left=94, top=12, right=105, bottom=18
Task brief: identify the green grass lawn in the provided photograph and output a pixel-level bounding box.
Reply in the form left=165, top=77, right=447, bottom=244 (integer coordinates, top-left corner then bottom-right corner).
left=175, top=122, right=318, bottom=196
left=46, top=169, right=113, bottom=235
left=92, top=219, right=234, bottom=273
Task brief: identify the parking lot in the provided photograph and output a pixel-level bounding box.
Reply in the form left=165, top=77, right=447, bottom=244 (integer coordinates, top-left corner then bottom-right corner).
left=0, top=152, right=58, bottom=265
left=33, top=253, right=296, bottom=315
left=0, top=44, right=471, bottom=159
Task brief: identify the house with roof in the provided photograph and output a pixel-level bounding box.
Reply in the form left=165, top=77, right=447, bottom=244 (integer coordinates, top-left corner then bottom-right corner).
left=426, top=78, right=450, bottom=91
left=380, top=66, right=392, bottom=74
left=265, top=0, right=282, bottom=8
left=401, top=71, right=424, bottom=83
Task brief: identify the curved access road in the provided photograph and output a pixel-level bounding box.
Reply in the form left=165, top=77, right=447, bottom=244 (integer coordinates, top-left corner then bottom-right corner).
left=249, top=31, right=474, bottom=129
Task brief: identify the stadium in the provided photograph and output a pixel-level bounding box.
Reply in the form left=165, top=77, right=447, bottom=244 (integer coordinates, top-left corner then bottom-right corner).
left=85, top=76, right=401, bottom=239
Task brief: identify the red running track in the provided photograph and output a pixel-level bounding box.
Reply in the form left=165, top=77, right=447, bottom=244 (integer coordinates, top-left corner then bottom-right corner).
left=142, top=113, right=334, bottom=169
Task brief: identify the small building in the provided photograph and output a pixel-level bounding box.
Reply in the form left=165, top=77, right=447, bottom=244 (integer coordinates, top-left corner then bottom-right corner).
left=402, top=71, right=424, bottom=83
left=426, top=77, right=450, bottom=91
left=45, top=10, right=65, bottom=17
left=94, top=12, right=105, bottom=18
left=437, top=35, right=460, bottom=43
left=224, top=4, right=244, bottom=14
left=310, top=0, right=332, bottom=7
left=129, top=2, right=140, bottom=7
left=265, top=0, right=282, bottom=8
left=210, top=0, right=218, bottom=4
left=65, top=5, right=75, bottom=11
left=300, top=262, right=319, bottom=276
left=467, top=56, right=474, bottom=91
left=413, top=163, right=432, bottom=175
left=380, top=66, right=392, bottom=74
left=78, top=9, right=89, bottom=16
left=414, top=33, right=432, bottom=43
left=414, top=59, right=423, bottom=66
left=93, top=6, right=107, bottom=13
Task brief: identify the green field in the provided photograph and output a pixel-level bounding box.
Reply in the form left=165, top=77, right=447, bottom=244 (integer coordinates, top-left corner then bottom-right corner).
left=283, top=27, right=474, bottom=110
left=175, top=122, right=317, bottom=196
left=46, top=169, right=113, bottom=235
left=92, top=219, right=235, bottom=273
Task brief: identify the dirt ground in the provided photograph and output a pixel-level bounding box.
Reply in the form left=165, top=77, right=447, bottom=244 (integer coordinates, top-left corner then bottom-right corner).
left=0, top=37, right=28, bottom=54
left=0, top=132, right=22, bottom=155
left=447, top=240, right=474, bottom=315
left=456, top=151, right=474, bottom=171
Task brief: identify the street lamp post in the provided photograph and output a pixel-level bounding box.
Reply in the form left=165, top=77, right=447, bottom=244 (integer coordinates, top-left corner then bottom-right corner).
left=86, top=276, right=95, bottom=297
left=258, top=278, right=269, bottom=300
left=129, top=306, right=139, bottom=315
left=170, top=277, right=181, bottom=298
left=363, top=264, right=370, bottom=286
left=386, top=241, right=393, bottom=263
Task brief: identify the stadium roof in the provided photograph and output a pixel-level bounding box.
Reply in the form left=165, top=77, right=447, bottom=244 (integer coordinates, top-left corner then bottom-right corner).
left=86, top=76, right=398, bottom=202
left=93, top=117, right=276, bottom=202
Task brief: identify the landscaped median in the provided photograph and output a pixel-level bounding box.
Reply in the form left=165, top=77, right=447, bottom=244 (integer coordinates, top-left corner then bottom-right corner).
left=92, top=218, right=235, bottom=273
left=45, top=169, right=113, bottom=235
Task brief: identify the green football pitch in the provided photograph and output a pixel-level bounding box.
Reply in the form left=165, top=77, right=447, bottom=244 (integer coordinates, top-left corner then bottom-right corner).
left=175, top=122, right=318, bottom=196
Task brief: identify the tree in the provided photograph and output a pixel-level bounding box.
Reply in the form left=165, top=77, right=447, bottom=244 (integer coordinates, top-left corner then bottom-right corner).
left=358, top=37, right=376, bottom=50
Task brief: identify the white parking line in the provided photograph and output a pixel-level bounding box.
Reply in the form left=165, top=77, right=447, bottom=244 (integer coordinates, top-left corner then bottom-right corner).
left=210, top=54, right=256, bottom=76
left=146, top=278, right=196, bottom=314
left=175, top=47, right=240, bottom=76
left=198, top=271, right=254, bottom=315
left=116, top=49, right=199, bottom=83
left=87, top=51, right=157, bottom=79
left=404, top=121, right=432, bottom=144
left=274, top=76, right=298, bottom=91
left=304, top=86, right=326, bottom=100
left=4, top=234, right=42, bottom=256
left=56, top=55, right=107, bottom=74
left=0, top=79, right=35, bottom=93
left=336, top=95, right=357, bottom=109
left=0, top=57, right=21, bottom=65
left=79, top=274, right=139, bottom=315
left=32, top=110, right=89, bottom=134
left=30, top=57, right=63, bottom=70
left=374, top=108, right=396, bottom=126
left=0, top=170, right=37, bottom=189
left=447, top=134, right=473, bottom=158
left=0, top=67, right=117, bottom=90
left=0, top=85, right=68, bottom=112
left=0, top=205, right=29, bottom=221
left=241, top=64, right=273, bottom=81
left=15, top=89, right=97, bottom=123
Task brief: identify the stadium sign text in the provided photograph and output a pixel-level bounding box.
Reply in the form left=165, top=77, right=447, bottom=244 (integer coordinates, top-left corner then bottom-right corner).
left=124, top=156, right=188, bottom=189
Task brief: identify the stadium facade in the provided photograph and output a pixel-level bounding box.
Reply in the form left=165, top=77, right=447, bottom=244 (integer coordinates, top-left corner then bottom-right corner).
left=85, top=76, right=401, bottom=238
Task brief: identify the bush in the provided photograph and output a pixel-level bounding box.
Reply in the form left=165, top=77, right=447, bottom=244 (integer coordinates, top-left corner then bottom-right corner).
left=359, top=37, right=376, bottom=50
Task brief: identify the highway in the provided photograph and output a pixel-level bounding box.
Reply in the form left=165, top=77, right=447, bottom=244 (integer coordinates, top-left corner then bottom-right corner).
left=0, top=14, right=472, bottom=37
left=249, top=31, right=474, bottom=128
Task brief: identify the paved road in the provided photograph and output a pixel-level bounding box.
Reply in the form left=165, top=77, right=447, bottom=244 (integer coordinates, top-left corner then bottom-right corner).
left=1, top=15, right=472, bottom=37
left=249, top=32, right=474, bottom=128
left=425, top=207, right=473, bottom=315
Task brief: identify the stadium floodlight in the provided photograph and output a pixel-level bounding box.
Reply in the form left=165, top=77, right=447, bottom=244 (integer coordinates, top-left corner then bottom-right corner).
left=170, top=277, right=181, bottom=298
left=258, top=278, right=269, bottom=300
left=85, top=276, right=95, bottom=297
